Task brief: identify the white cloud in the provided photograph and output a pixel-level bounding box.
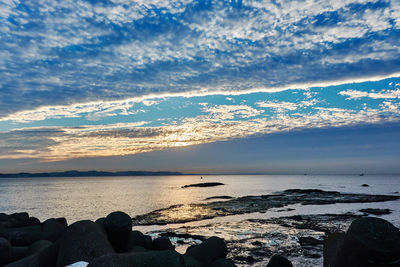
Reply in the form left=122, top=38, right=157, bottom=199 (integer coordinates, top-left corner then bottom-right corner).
left=339, top=89, right=400, bottom=99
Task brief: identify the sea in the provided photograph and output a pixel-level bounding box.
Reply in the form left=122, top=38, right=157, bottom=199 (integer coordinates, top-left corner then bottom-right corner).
left=1, top=174, right=399, bottom=265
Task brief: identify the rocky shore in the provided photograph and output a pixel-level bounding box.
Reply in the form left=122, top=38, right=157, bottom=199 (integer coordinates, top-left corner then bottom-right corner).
left=0, top=189, right=399, bottom=266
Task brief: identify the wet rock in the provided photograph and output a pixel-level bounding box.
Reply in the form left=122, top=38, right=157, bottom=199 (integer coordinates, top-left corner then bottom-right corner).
left=27, top=217, right=41, bottom=226
left=144, top=235, right=153, bottom=250
left=104, top=211, right=132, bottom=252
left=359, top=208, right=391, bottom=215
left=323, top=232, right=345, bottom=267
left=331, top=217, right=400, bottom=267
left=8, top=230, right=49, bottom=246
left=362, top=184, right=369, bottom=187
left=0, top=237, right=12, bottom=265
left=298, top=236, right=324, bottom=246
left=129, top=245, right=147, bottom=253
left=56, top=220, right=114, bottom=267
left=153, top=236, right=174, bottom=251
left=185, top=236, right=227, bottom=266
left=266, top=254, right=293, bottom=267
left=10, top=246, right=28, bottom=263
left=205, top=196, right=233, bottom=201
left=210, top=258, right=236, bottom=266
left=88, top=250, right=185, bottom=267
left=182, top=182, right=224, bottom=188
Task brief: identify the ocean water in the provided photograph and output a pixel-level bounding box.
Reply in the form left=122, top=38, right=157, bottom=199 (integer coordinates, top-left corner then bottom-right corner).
left=0, top=174, right=399, bottom=227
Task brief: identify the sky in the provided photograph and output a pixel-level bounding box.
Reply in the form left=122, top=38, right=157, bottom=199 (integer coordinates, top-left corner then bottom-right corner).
left=0, top=0, right=400, bottom=174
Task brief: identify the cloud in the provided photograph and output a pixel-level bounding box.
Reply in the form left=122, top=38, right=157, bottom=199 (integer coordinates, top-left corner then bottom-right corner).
left=339, top=89, right=400, bottom=99
left=1, top=0, right=400, bottom=117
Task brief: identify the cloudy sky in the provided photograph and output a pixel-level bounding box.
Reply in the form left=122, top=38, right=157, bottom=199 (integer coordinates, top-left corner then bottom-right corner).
left=1, top=0, right=400, bottom=174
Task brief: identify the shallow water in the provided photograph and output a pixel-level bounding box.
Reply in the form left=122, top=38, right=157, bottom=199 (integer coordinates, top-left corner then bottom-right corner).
left=0, top=174, right=399, bottom=225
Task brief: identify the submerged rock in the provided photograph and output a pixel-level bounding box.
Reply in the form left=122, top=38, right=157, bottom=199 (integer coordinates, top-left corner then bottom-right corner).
left=359, top=208, right=391, bottom=215
left=182, top=182, right=225, bottom=188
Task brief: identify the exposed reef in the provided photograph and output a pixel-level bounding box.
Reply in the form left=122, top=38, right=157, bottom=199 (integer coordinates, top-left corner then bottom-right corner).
left=132, top=189, right=400, bottom=225
left=181, top=182, right=225, bottom=188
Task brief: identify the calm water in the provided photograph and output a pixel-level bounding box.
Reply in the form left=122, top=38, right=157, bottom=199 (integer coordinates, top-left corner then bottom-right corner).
left=0, top=175, right=399, bottom=227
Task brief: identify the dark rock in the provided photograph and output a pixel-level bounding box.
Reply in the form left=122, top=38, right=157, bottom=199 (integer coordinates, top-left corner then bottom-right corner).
left=88, top=250, right=185, bottom=267
left=205, top=196, right=233, bottom=201
left=183, top=255, right=202, bottom=267
left=362, top=184, right=369, bottom=187
left=323, top=232, right=345, bottom=267
left=42, top=218, right=67, bottom=241
left=8, top=231, right=49, bottom=246
left=0, top=213, right=8, bottom=222
left=143, top=235, right=153, bottom=250
left=10, top=247, right=28, bottom=262
left=298, top=236, right=324, bottom=246
left=0, top=237, right=12, bottom=266
left=331, top=217, right=400, bottom=267
left=185, top=236, right=227, bottom=265
left=27, top=217, right=41, bottom=226
left=95, top=217, right=107, bottom=235
left=104, top=211, right=132, bottom=252
left=266, top=254, right=293, bottom=267
left=5, top=242, right=59, bottom=267
left=9, top=213, right=29, bottom=224
left=209, top=258, right=236, bottom=266
left=182, top=182, right=225, bottom=188
left=359, top=208, right=391, bottom=215
left=129, top=245, right=147, bottom=253
left=251, top=241, right=263, bottom=246
left=56, top=220, right=114, bottom=267
left=129, top=230, right=146, bottom=248
left=153, top=236, right=174, bottom=250
left=26, top=240, right=53, bottom=256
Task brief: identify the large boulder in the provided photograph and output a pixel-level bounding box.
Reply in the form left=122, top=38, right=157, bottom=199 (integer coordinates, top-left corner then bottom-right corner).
left=266, top=254, right=293, bottom=267
left=88, top=250, right=185, bottom=267
left=331, top=217, right=400, bottom=267
left=323, top=232, right=345, bottom=267
left=104, top=211, right=132, bottom=252
left=56, top=220, right=114, bottom=267
left=4, top=243, right=59, bottom=267
left=42, top=218, right=67, bottom=241
left=0, top=237, right=12, bottom=266
left=129, top=231, right=146, bottom=249
left=153, top=236, right=174, bottom=251
left=185, top=236, right=227, bottom=266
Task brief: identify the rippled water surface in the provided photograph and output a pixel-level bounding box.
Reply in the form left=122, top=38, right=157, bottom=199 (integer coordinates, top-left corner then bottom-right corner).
left=0, top=175, right=399, bottom=225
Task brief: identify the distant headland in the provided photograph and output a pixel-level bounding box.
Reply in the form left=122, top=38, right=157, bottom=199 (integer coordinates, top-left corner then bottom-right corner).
left=0, top=170, right=184, bottom=178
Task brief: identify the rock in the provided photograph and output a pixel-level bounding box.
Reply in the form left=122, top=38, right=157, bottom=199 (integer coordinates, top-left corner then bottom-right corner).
left=27, top=217, right=41, bottom=226
left=185, top=236, right=227, bottom=265
left=27, top=240, right=53, bottom=256
left=183, top=255, right=202, bottom=267
left=182, top=182, right=225, bottom=188
left=5, top=242, right=59, bottom=267
left=9, top=213, right=29, bottom=224
left=205, top=196, right=233, bottom=201
left=56, top=220, right=114, bottom=267
left=94, top=217, right=107, bottom=235
left=362, top=184, right=369, bottom=187
left=88, top=250, right=185, bottom=267
left=0, top=237, right=12, bottom=266
left=209, top=258, right=236, bottom=266
left=129, top=245, right=147, bottom=253
left=331, top=217, right=400, bottom=267
left=143, top=235, right=153, bottom=249
left=323, top=232, right=345, bottom=267
left=266, top=254, right=293, bottom=267
left=10, top=246, right=28, bottom=262
left=104, top=211, right=132, bottom=252
left=8, top=231, right=49, bottom=246
left=129, top=230, right=146, bottom=248
left=153, top=236, right=174, bottom=250
left=359, top=208, right=391, bottom=215
left=66, top=262, right=89, bottom=267
left=298, top=236, right=324, bottom=246
left=42, top=218, right=67, bottom=241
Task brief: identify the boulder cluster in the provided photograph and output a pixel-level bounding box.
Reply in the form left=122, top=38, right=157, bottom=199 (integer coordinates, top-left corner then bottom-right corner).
left=0, top=211, right=235, bottom=266
left=1, top=211, right=400, bottom=266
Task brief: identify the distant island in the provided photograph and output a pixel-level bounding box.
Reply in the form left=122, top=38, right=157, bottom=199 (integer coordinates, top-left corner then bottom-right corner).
left=0, top=170, right=184, bottom=178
